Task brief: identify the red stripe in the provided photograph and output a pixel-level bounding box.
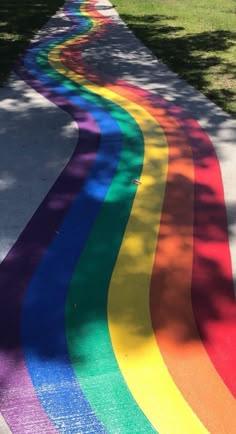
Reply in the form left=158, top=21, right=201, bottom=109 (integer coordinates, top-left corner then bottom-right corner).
left=62, top=0, right=236, bottom=399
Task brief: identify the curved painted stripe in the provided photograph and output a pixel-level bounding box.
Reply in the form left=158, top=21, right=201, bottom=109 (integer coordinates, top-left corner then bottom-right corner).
left=182, top=112, right=236, bottom=394
left=1, top=0, right=234, bottom=432
left=20, top=8, right=155, bottom=432
left=105, top=105, right=207, bottom=433
left=104, top=58, right=236, bottom=400
left=65, top=98, right=158, bottom=432
left=20, top=41, right=125, bottom=434
left=60, top=2, right=208, bottom=432
left=28, top=1, right=160, bottom=430
left=152, top=101, right=236, bottom=397
left=46, top=48, right=158, bottom=434
left=101, top=81, right=236, bottom=431
left=0, top=3, right=103, bottom=432
left=41, top=4, right=175, bottom=434
left=62, top=4, right=236, bottom=430
left=21, top=88, right=120, bottom=432
left=81, top=0, right=236, bottom=426
left=104, top=86, right=236, bottom=430
left=0, top=0, right=151, bottom=430
left=60, top=5, right=222, bottom=433
left=0, top=83, right=99, bottom=432
left=108, top=86, right=236, bottom=432
left=148, top=101, right=236, bottom=433
left=65, top=134, right=157, bottom=432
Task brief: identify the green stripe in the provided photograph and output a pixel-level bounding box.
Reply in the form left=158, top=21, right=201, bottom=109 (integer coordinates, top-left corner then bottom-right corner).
left=36, top=40, right=156, bottom=434
left=65, top=117, right=156, bottom=433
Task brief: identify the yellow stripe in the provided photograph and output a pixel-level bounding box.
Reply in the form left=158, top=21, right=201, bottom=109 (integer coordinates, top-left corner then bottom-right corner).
left=48, top=34, right=208, bottom=434
left=106, top=115, right=209, bottom=432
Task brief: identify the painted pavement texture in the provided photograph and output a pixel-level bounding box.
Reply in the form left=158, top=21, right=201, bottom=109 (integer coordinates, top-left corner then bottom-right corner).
left=0, top=0, right=236, bottom=432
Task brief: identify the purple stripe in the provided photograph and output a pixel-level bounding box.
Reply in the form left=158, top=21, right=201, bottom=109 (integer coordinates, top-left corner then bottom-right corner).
left=0, top=65, right=100, bottom=432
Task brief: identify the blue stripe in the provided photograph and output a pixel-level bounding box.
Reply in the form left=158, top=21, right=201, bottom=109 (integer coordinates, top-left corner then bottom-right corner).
left=21, top=4, right=123, bottom=433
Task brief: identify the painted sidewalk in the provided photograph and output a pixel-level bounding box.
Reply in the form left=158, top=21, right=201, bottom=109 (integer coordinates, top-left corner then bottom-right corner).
left=0, top=0, right=236, bottom=432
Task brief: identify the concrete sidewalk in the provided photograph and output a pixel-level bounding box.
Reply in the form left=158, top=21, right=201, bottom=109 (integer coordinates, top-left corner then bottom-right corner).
left=0, top=0, right=236, bottom=432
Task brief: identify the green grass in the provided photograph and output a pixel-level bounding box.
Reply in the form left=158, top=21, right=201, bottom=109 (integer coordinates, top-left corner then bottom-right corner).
left=1, top=0, right=236, bottom=116
left=0, top=0, right=64, bottom=85
left=112, top=0, right=236, bottom=117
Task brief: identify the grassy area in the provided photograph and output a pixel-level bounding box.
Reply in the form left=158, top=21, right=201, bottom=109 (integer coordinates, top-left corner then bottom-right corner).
left=112, top=0, right=236, bottom=117
left=0, top=0, right=64, bottom=85
left=1, top=0, right=236, bottom=116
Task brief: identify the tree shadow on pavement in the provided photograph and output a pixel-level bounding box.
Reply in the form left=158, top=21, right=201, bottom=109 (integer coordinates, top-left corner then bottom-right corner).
left=1, top=1, right=236, bottom=423
left=114, top=13, right=236, bottom=117
left=0, top=0, right=65, bottom=85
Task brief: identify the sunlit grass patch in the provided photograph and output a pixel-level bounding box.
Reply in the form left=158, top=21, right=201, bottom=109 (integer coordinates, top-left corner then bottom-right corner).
left=112, top=0, right=236, bottom=117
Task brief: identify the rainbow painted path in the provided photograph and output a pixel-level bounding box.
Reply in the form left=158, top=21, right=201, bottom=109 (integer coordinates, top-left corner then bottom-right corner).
left=1, top=0, right=236, bottom=432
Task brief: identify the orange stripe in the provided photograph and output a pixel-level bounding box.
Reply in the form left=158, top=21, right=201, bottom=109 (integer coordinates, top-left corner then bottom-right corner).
left=114, top=86, right=236, bottom=434
left=118, top=86, right=236, bottom=434
left=60, top=19, right=236, bottom=434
